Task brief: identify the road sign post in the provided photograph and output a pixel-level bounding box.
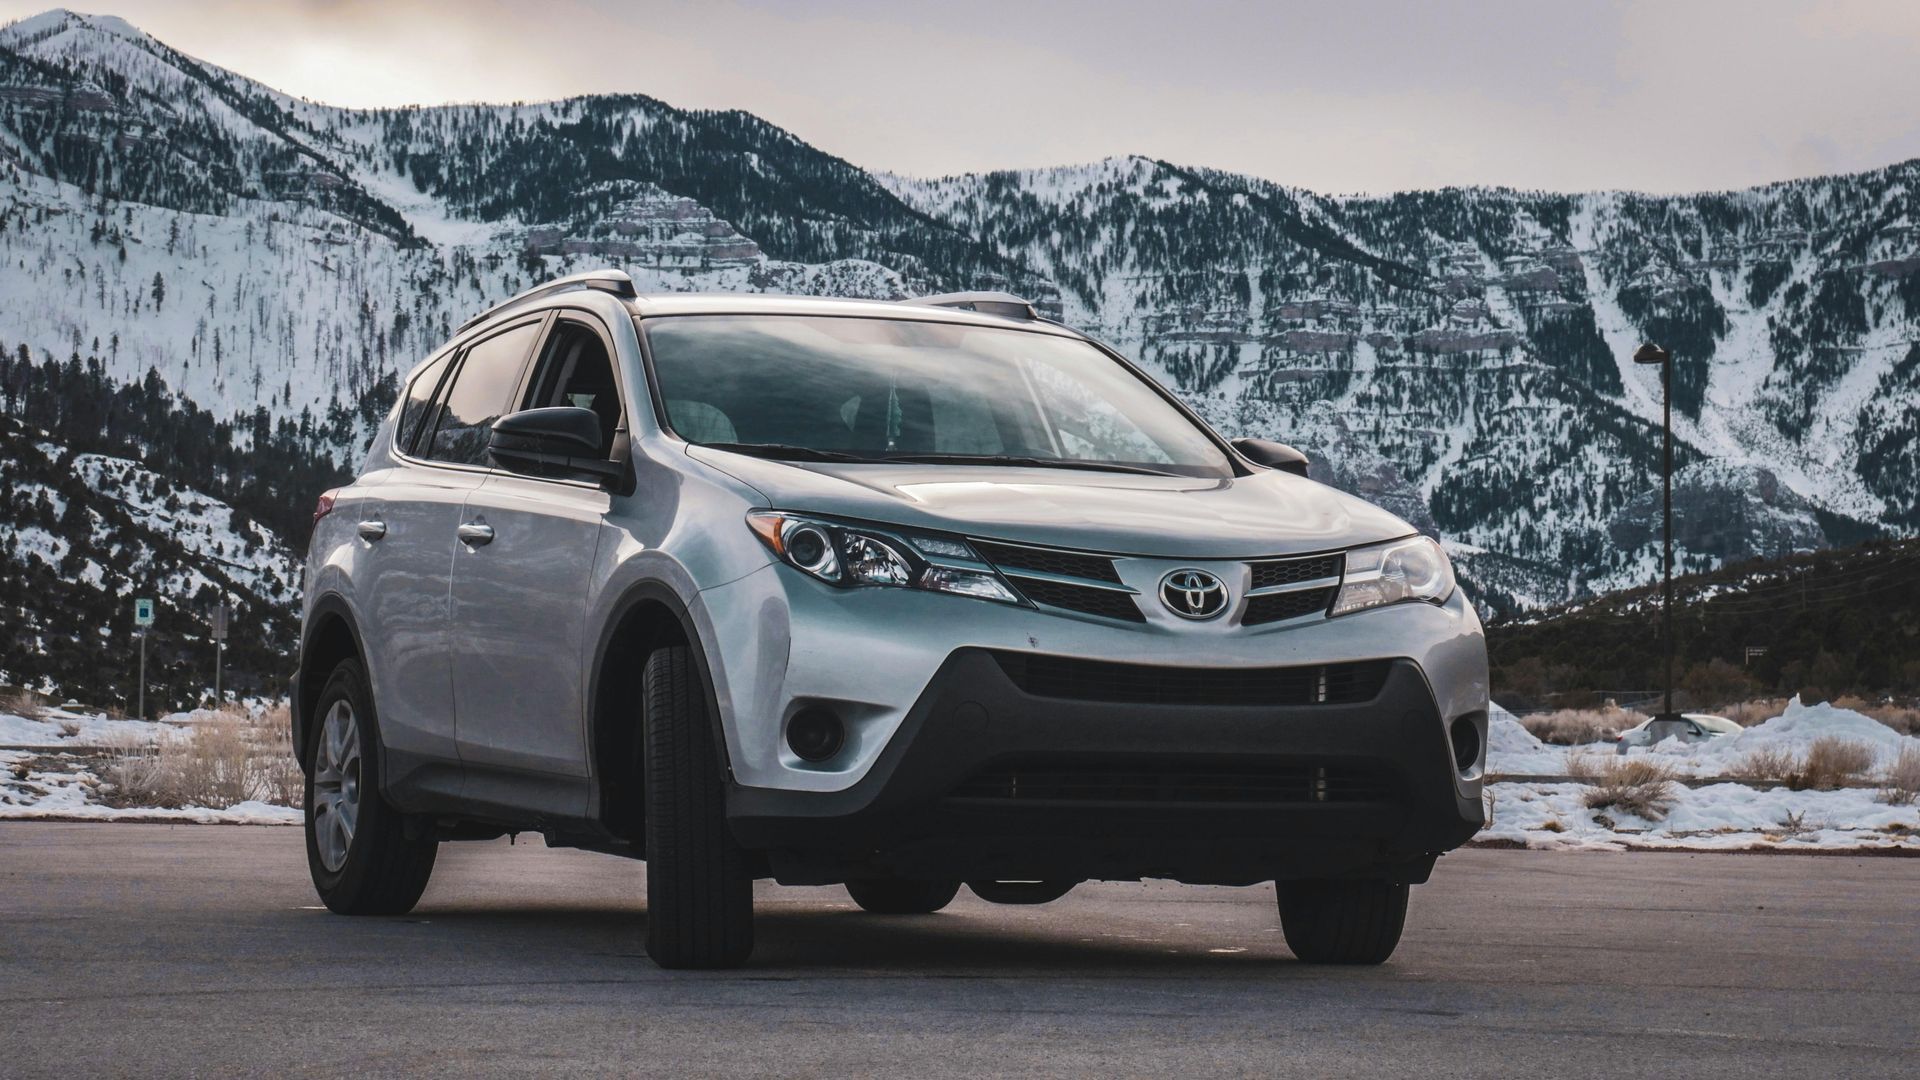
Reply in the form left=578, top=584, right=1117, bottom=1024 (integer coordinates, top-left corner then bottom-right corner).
left=134, top=598, right=155, bottom=719
left=210, top=600, right=229, bottom=704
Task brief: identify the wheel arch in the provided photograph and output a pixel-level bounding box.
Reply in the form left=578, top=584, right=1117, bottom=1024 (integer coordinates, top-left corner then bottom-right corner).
left=586, top=580, right=730, bottom=841
left=295, top=594, right=367, bottom=773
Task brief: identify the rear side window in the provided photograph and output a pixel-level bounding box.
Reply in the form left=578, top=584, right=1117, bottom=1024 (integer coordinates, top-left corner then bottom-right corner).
left=394, top=352, right=453, bottom=455
left=423, top=322, right=541, bottom=466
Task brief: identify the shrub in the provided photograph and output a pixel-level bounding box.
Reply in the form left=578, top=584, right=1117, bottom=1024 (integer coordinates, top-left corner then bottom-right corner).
left=1522, top=706, right=1644, bottom=746
left=1563, top=749, right=1603, bottom=781
left=1731, top=747, right=1800, bottom=782
left=0, top=686, right=45, bottom=718
left=1786, top=737, right=1876, bottom=791
left=1858, top=703, right=1920, bottom=737
left=1571, top=755, right=1679, bottom=820
left=104, top=706, right=300, bottom=809
left=1880, top=745, right=1920, bottom=806
left=1720, top=698, right=1792, bottom=727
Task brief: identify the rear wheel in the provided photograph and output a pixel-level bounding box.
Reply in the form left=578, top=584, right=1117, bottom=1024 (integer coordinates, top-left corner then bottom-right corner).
left=304, top=658, right=437, bottom=915
left=1277, top=879, right=1409, bottom=965
left=846, top=877, right=961, bottom=914
left=643, top=645, right=754, bottom=969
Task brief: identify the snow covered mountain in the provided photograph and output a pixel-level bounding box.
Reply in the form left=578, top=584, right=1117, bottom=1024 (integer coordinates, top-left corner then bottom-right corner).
left=1, top=9, right=1916, bottom=702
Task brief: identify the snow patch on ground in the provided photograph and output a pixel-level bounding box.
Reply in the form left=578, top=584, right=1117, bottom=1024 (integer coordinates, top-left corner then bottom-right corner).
left=1, top=708, right=300, bottom=824
left=1484, top=698, right=1920, bottom=851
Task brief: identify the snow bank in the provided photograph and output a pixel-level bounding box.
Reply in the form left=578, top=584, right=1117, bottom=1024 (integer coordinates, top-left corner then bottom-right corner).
left=1688, top=697, right=1915, bottom=768
left=1482, top=780, right=1918, bottom=852
left=1484, top=706, right=1573, bottom=775
left=0, top=747, right=300, bottom=824
left=0, top=709, right=180, bottom=747
left=1489, top=696, right=1920, bottom=778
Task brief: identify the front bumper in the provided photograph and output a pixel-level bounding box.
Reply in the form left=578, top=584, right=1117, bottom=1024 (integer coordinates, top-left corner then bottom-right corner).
left=727, top=649, right=1486, bottom=885
left=696, top=560, right=1489, bottom=796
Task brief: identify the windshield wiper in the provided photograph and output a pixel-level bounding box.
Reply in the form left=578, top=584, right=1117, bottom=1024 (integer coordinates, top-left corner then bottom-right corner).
left=880, top=453, right=1176, bottom=476
left=695, top=442, right=879, bottom=463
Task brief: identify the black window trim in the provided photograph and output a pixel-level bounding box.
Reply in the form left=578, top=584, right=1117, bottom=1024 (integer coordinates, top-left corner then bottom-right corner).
left=393, top=346, right=458, bottom=458
left=487, top=305, right=637, bottom=492
left=394, top=312, right=552, bottom=476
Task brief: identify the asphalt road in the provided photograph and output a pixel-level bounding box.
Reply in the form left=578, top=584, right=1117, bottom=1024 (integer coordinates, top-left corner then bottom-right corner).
left=1, top=825, right=1915, bottom=1078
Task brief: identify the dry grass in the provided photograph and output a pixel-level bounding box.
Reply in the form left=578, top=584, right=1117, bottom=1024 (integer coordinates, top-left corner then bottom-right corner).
left=1728, top=737, right=1878, bottom=790
left=1563, top=749, right=1604, bottom=781
left=1719, top=698, right=1792, bottom=727
left=1730, top=746, right=1801, bottom=782
left=1567, top=752, right=1679, bottom=820
left=1788, top=737, right=1876, bottom=791
left=0, top=686, right=46, bottom=719
left=104, top=704, right=300, bottom=809
left=1833, top=696, right=1920, bottom=737
left=1879, top=745, right=1920, bottom=806
left=1522, top=706, right=1646, bottom=746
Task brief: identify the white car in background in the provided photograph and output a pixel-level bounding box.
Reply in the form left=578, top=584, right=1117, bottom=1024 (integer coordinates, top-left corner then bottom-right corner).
left=1614, top=713, right=1742, bottom=751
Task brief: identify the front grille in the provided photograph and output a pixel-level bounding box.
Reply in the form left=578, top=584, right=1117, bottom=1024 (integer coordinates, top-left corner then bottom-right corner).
left=991, top=653, right=1391, bottom=706
left=948, top=757, right=1400, bottom=805
left=1243, top=586, right=1338, bottom=625
left=1249, top=552, right=1343, bottom=591
left=972, top=540, right=1124, bottom=585
left=1008, top=576, right=1145, bottom=622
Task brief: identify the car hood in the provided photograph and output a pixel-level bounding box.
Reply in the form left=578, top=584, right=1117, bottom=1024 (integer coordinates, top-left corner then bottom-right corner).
left=687, top=448, right=1415, bottom=558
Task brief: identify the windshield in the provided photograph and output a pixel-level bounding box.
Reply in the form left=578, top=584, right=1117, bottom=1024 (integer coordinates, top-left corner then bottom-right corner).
left=641, top=314, right=1233, bottom=477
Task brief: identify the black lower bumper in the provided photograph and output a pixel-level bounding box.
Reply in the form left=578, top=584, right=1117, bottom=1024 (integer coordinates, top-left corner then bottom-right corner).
left=727, top=650, right=1485, bottom=886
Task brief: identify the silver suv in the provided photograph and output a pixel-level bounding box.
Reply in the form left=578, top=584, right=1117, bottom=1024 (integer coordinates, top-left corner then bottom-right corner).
left=294, top=270, right=1488, bottom=969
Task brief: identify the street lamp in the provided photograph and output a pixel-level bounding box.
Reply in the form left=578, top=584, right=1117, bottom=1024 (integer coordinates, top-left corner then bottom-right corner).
left=1631, top=342, right=1685, bottom=736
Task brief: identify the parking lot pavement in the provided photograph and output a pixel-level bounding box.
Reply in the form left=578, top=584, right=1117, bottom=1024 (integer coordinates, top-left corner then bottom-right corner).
left=1, top=824, right=1916, bottom=1078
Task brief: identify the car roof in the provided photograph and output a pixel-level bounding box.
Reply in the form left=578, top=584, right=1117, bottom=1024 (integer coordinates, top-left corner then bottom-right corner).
left=622, top=292, right=1085, bottom=337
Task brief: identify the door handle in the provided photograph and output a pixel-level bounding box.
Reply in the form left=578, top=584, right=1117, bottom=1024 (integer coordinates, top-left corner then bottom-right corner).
left=357, top=520, right=387, bottom=541
left=457, top=521, right=495, bottom=546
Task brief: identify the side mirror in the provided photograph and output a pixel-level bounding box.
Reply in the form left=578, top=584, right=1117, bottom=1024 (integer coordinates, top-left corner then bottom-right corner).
left=1231, top=437, right=1312, bottom=477
left=489, top=407, right=621, bottom=484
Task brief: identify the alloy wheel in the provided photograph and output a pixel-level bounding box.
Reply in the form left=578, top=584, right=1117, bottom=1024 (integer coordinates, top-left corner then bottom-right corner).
left=311, top=699, right=362, bottom=873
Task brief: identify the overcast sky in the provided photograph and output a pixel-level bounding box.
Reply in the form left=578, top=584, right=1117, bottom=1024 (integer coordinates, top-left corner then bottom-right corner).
left=7, top=0, right=1920, bottom=194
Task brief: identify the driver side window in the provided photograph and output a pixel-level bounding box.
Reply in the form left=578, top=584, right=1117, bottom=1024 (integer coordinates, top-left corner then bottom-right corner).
left=522, top=318, right=623, bottom=459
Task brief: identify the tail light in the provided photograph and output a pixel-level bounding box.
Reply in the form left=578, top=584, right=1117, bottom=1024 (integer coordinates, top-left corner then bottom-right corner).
left=313, top=489, right=339, bottom=526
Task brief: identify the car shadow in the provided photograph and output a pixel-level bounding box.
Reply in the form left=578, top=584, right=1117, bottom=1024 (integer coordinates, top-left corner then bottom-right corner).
left=384, top=900, right=1342, bottom=977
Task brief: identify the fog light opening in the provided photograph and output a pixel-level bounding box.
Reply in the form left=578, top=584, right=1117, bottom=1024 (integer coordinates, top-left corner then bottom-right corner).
left=1450, top=716, right=1481, bottom=772
left=787, top=707, right=845, bottom=763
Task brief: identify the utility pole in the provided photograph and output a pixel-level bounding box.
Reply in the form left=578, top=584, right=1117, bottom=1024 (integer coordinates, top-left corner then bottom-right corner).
left=1631, top=343, right=1683, bottom=732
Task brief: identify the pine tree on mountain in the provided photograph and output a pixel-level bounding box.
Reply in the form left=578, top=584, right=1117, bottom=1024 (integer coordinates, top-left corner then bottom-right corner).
left=151, top=272, right=166, bottom=311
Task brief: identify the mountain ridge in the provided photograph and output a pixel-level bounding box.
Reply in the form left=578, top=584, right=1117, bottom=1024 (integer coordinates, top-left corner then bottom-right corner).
left=1, top=8, right=1916, bottom=706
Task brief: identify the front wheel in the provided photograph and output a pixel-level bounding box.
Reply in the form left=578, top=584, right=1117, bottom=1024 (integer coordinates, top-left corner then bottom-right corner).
left=304, top=658, right=437, bottom=915
left=643, top=646, right=755, bottom=969
left=1277, top=879, right=1409, bottom=965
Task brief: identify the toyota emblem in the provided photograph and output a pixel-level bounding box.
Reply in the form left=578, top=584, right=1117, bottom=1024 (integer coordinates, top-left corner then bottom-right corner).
left=1159, top=568, right=1228, bottom=620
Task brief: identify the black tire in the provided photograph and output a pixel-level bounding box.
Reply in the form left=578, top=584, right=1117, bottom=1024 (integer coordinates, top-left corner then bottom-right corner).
left=304, top=658, right=437, bottom=915
left=643, top=645, right=754, bottom=969
left=846, top=877, right=962, bottom=914
left=1277, top=879, right=1410, bottom=965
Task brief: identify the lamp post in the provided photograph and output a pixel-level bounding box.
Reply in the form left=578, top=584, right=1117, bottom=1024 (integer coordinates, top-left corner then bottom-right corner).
left=1631, top=342, right=1683, bottom=732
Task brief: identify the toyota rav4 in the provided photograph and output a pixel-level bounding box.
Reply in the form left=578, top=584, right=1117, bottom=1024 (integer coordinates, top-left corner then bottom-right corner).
left=294, top=269, right=1488, bottom=969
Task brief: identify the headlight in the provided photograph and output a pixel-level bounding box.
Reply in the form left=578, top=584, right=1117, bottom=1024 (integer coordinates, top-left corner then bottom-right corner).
left=746, top=511, right=1020, bottom=604
left=1330, top=535, right=1455, bottom=616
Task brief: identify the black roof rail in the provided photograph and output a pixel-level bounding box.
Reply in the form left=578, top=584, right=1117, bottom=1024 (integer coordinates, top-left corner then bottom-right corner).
left=456, top=269, right=637, bottom=334
left=898, top=291, right=1039, bottom=321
